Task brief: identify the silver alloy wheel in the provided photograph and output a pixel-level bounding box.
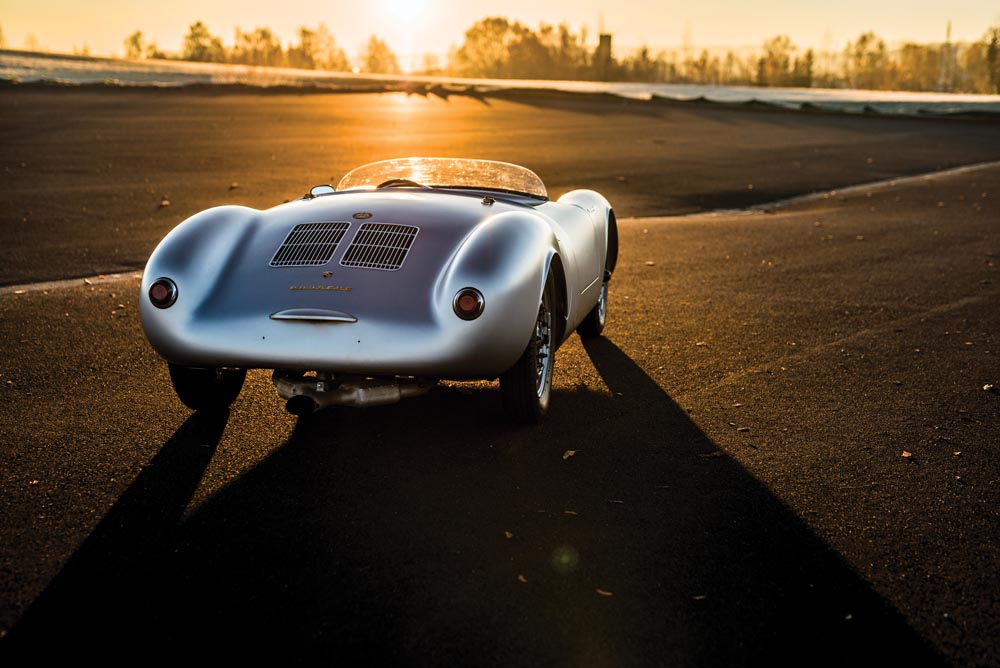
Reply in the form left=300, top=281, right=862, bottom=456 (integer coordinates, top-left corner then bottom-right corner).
left=499, top=273, right=557, bottom=422
left=534, top=301, right=553, bottom=397
left=597, top=280, right=608, bottom=324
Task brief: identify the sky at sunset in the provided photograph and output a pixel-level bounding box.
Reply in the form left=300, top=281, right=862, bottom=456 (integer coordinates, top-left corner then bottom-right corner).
left=2, top=0, right=999, bottom=67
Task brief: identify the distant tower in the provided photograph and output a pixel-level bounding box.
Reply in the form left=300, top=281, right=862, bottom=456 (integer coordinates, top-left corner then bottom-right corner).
left=595, top=34, right=613, bottom=81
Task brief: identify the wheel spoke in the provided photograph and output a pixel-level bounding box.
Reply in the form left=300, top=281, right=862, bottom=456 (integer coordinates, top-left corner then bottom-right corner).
left=534, top=302, right=553, bottom=396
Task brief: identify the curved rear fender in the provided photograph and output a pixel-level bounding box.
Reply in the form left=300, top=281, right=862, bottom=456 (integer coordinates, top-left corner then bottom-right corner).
left=557, top=189, right=615, bottom=272
left=557, top=189, right=611, bottom=214
left=437, top=211, right=560, bottom=368
left=140, top=206, right=259, bottom=341
left=143, top=205, right=259, bottom=283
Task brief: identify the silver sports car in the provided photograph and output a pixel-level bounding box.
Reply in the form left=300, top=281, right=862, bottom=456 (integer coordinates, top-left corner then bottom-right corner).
left=140, top=157, right=617, bottom=422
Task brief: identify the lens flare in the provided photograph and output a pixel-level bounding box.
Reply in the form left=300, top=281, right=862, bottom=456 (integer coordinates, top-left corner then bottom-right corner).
left=550, top=545, right=580, bottom=575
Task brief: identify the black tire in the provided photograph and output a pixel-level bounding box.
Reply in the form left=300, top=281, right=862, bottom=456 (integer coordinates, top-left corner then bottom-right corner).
left=168, top=363, right=246, bottom=411
left=500, top=274, right=557, bottom=423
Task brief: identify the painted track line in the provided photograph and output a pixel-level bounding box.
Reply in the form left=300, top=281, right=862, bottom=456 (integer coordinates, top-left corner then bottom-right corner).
left=621, top=159, right=1000, bottom=223
left=0, top=271, right=144, bottom=296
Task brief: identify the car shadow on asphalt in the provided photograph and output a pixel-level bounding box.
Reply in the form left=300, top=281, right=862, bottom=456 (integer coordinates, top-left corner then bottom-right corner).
left=5, top=408, right=229, bottom=653
left=7, top=339, right=945, bottom=665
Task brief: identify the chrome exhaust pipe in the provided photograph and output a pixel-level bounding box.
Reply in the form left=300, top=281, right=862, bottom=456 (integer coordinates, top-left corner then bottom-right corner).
left=285, top=394, right=319, bottom=416
left=274, top=373, right=435, bottom=414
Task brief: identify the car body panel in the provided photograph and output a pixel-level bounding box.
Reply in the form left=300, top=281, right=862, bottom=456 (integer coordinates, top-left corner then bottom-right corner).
left=140, top=160, right=614, bottom=381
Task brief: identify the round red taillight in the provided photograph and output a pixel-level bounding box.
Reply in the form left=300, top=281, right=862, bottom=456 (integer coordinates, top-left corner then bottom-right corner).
left=453, top=288, right=485, bottom=320
left=149, top=277, right=178, bottom=309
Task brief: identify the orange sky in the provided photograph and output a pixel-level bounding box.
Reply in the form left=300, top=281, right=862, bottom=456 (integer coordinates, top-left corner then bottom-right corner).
left=2, top=0, right=998, bottom=69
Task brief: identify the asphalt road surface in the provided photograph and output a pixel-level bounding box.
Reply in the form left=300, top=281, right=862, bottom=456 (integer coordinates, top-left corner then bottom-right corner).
left=2, top=159, right=998, bottom=665
left=5, top=88, right=1000, bottom=285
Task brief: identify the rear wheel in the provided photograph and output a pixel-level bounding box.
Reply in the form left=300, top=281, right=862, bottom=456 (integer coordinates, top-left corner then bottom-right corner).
left=168, top=364, right=246, bottom=411
left=500, top=274, right=557, bottom=423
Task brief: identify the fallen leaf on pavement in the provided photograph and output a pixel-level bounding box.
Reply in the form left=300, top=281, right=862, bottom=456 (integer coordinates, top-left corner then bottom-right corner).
left=596, top=589, right=614, bottom=597
left=562, top=450, right=577, bottom=460
left=517, top=575, right=527, bottom=584
left=504, top=531, right=513, bottom=539
left=901, top=451, right=913, bottom=458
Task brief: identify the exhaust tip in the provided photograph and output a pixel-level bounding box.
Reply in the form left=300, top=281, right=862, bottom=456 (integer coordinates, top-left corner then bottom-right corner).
left=286, top=395, right=318, bottom=416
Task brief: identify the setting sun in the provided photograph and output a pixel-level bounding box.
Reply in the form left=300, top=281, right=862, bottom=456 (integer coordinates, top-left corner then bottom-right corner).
left=382, top=0, right=428, bottom=22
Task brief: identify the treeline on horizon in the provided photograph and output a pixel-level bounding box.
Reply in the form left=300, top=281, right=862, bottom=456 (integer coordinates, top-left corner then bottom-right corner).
left=9, top=16, right=998, bottom=94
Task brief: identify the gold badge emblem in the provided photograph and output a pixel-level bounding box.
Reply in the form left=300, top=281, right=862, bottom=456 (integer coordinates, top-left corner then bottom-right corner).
left=322, top=271, right=333, bottom=278
left=353, top=212, right=373, bottom=219
left=290, top=285, right=352, bottom=292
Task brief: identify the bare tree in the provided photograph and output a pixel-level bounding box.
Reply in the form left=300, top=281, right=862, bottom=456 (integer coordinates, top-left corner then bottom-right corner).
left=231, top=27, right=283, bottom=66
left=183, top=21, right=225, bottom=62
left=360, top=35, right=399, bottom=74
left=313, top=24, right=350, bottom=71
left=451, top=17, right=515, bottom=78
left=757, top=35, right=794, bottom=86
left=844, top=32, right=889, bottom=89
left=286, top=27, right=317, bottom=69
left=124, top=31, right=145, bottom=59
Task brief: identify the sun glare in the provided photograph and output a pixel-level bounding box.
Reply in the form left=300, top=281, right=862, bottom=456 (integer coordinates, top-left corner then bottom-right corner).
left=383, top=0, right=427, bottom=22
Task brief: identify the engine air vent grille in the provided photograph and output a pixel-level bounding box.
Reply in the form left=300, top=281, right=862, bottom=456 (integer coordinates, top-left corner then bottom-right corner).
left=270, top=222, right=350, bottom=267
left=340, top=223, right=418, bottom=271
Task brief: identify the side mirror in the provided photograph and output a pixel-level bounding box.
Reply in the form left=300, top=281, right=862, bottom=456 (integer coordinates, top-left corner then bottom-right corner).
left=307, top=184, right=335, bottom=199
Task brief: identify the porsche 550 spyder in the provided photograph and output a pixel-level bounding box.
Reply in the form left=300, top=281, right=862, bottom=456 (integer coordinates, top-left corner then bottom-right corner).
left=139, top=157, right=617, bottom=422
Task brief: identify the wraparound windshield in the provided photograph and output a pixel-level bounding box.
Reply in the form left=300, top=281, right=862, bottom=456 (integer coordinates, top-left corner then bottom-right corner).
left=337, top=157, right=548, bottom=199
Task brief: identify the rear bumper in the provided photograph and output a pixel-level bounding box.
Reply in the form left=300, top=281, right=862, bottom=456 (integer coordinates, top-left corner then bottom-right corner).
left=140, top=306, right=531, bottom=379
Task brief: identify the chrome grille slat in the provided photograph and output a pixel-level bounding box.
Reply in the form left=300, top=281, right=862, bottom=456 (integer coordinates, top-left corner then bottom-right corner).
left=340, top=223, right=418, bottom=271
left=270, top=222, right=350, bottom=267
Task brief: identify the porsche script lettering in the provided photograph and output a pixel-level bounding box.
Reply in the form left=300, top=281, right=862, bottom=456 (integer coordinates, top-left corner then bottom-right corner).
left=289, top=285, right=353, bottom=292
